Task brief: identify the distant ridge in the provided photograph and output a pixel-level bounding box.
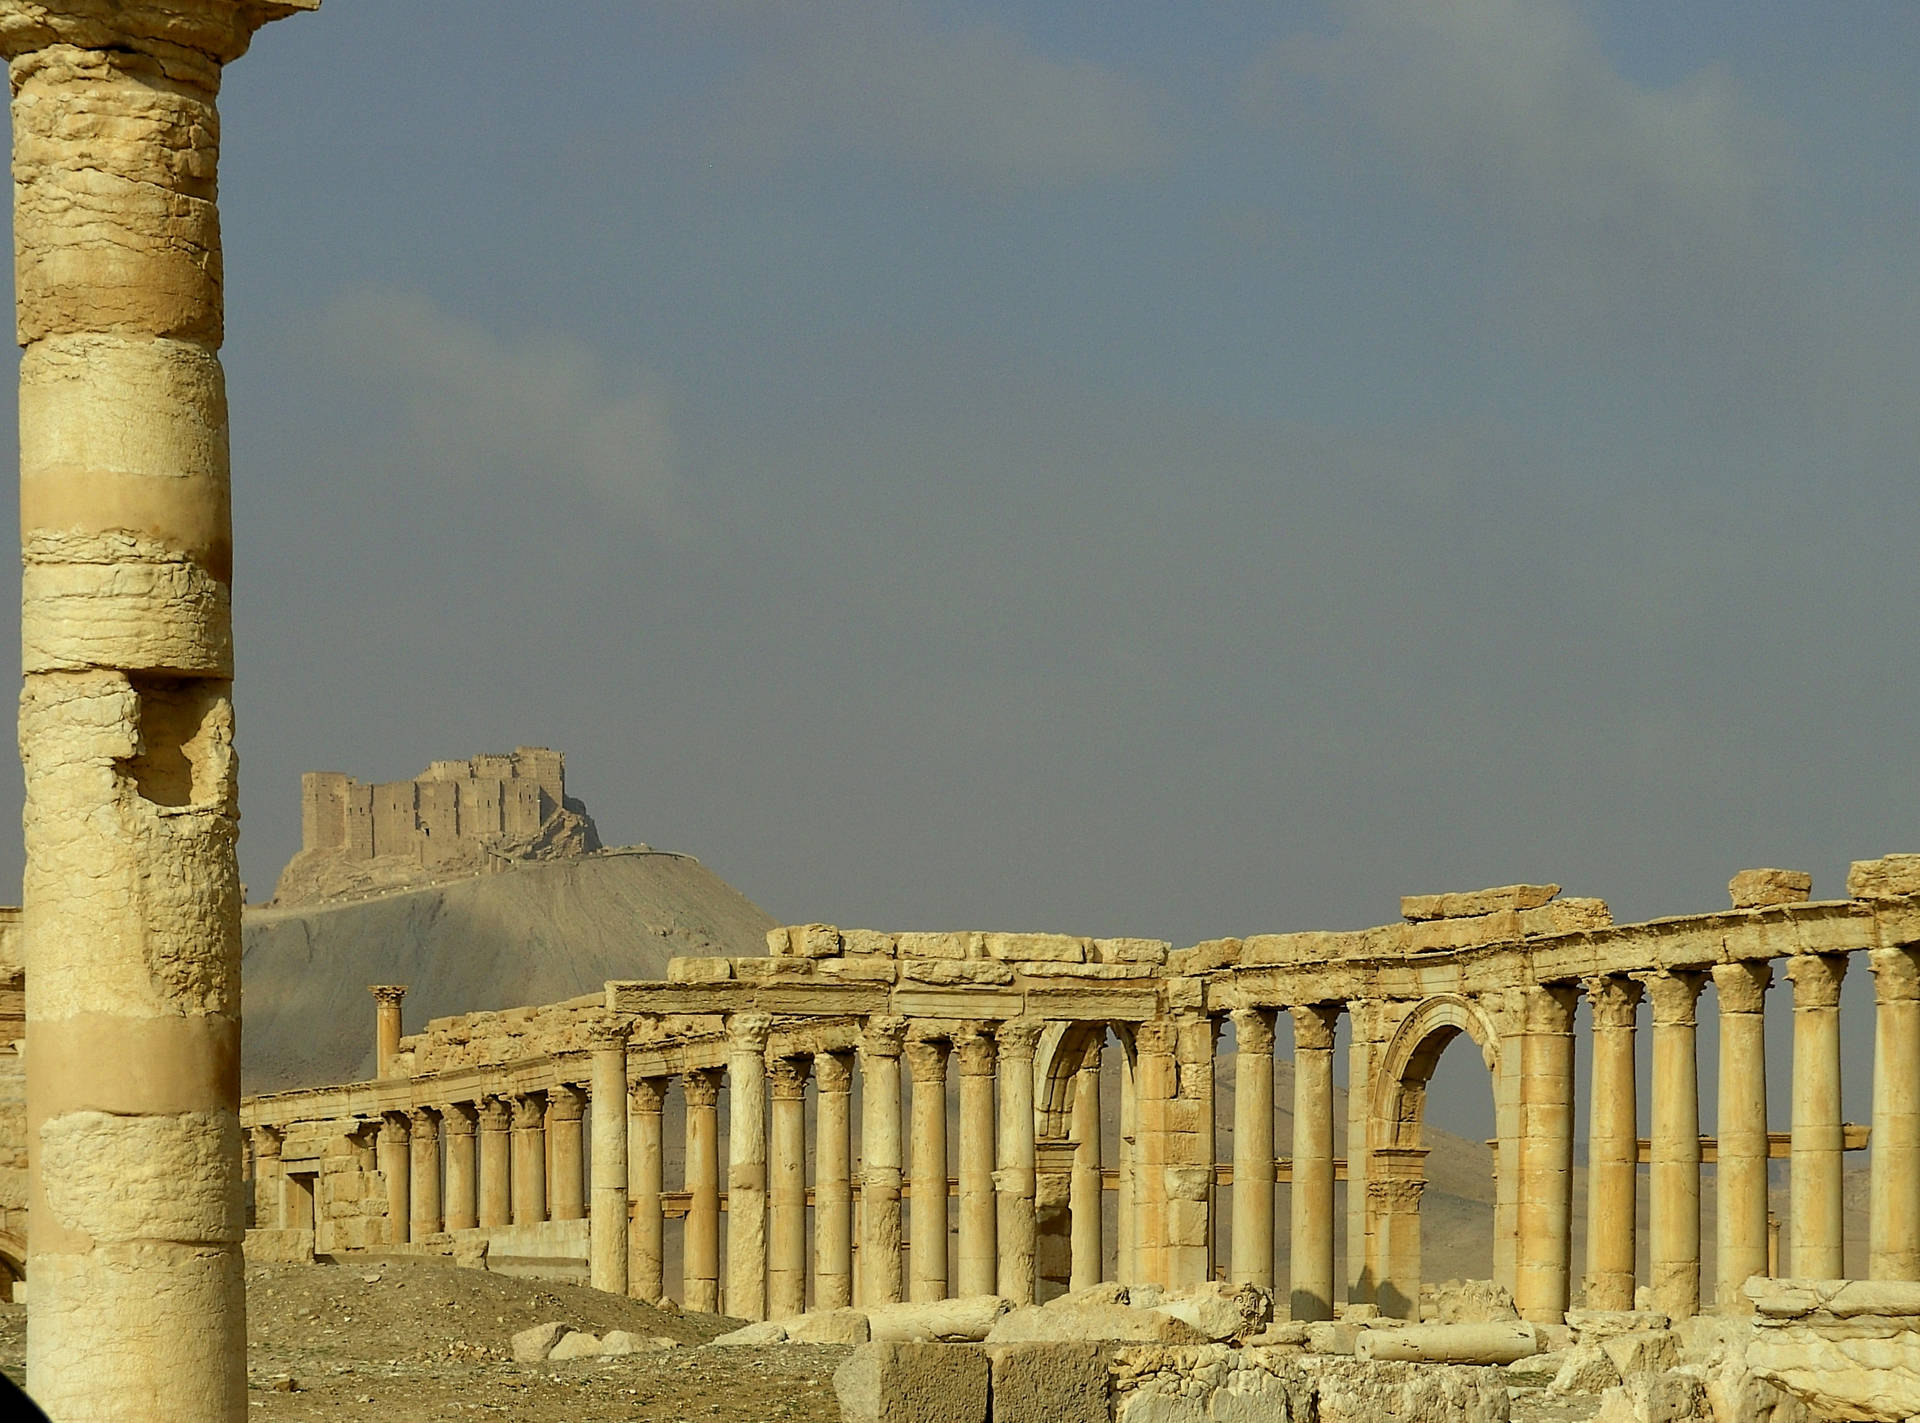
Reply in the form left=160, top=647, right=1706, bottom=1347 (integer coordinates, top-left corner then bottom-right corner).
left=241, top=848, right=775, bottom=1092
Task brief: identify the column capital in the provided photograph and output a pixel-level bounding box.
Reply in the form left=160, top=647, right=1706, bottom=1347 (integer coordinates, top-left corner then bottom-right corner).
left=548, top=1082, right=586, bottom=1121
left=0, top=1, right=319, bottom=70
left=1173, top=1013, right=1219, bottom=1064
left=815, top=1050, right=855, bottom=1094
left=477, top=1096, right=511, bottom=1131
left=629, top=1076, right=669, bottom=1115
left=250, top=1124, right=283, bottom=1156
left=1584, top=974, right=1644, bottom=1028
left=1521, top=982, right=1579, bottom=1034
left=370, top=983, right=409, bottom=1006
left=1230, top=1006, right=1276, bottom=1055
left=407, top=1105, right=440, bottom=1134
left=683, top=1067, right=723, bottom=1108
left=954, top=1023, right=997, bottom=1077
left=442, top=1101, right=478, bottom=1136
left=728, top=1011, right=773, bottom=1053
left=1868, top=946, right=1920, bottom=1003
left=1289, top=1003, right=1339, bottom=1052
left=994, top=1017, right=1044, bottom=1063
left=769, top=1056, right=812, bottom=1100
left=1366, top=1177, right=1426, bottom=1213
left=903, top=1035, right=951, bottom=1081
left=1641, top=968, right=1704, bottom=1026
left=1134, top=1020, right=1178, bottom=1056
left=381, top=1109, right=411, bottom=1137
left=588, top=1017, right=632, bottom=1053
left=860, top=1014, right=907, bottom=1059
left=1786, top=953, right=1849, bottom=1009
left=509, top=1092, right=548, bottom=1128
left=1711, top=959, right=1773, bottom=1014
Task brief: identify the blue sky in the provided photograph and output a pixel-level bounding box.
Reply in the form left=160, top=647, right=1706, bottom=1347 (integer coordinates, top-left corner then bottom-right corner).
left=8, top=2, right=1919, bottom=989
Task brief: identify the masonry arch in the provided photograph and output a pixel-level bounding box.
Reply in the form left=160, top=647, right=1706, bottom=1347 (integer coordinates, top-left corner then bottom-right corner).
left=0, top=1229, right=22, bottom=1301
left=1034, top=1020, right=1138, bottom=1295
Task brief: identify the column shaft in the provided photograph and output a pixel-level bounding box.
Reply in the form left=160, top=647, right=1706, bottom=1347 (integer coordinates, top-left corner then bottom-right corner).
left=629, top=1076, right=667, bottom=1301
left=1514, top=984, right=1577, bottom=1323
left=1647, top=970, right=1703, bottom=1320
left=955, top=1026, right=998, bottom=1298
left=510, top=1093, right=548, bottom=1226
left=590, top=1032, right=630, bottom=1295
left=408, top=1108, right=443, bottom=1240
left=994, top=1019, right=1042, bottom=1304
left=1346, top=1009, right=1375, bottom=1307
left=477, top=1098, right=511, bottom=1228
left=683, top=1069, right=722, bottom=1312
left=1583, top=976, right=1641, bottom=1311
left=727, top=1013, right=772, bottom=1321
left=1714, top=962, right=1771, bottom=1311
left=1291, top=1005, right=1339, bottom=1322
left=1870, top=948, right=1920, bottom=1280
left=768, top=1056, right=810, bottom=1319
left=1493, top=1000, right=1524, bottom=1297
left=380, top=1113, right=411, bottom=1246
left=1789, top=954, right=1848, bottom=1277
left=1069, top=1041, right=1104, bottom=1292
left=443, top=1104, right=478, bottom=1233
left=1230, top=1008, right=1275, bottom=1292
left=906, top=1035, right=951, bottom=1302
left=548, top=1083, right=587, bottom=1222
left=860, top=1017, right=907, bottom=1306
left=815, top=1053, right=855, bottom=1309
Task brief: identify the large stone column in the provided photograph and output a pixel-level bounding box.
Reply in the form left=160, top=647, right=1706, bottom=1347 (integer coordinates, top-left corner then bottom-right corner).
left=628, top=1075, right=667, bottom=1301
left=1583, top=975, right=1641, bottom=1311
left=1788, top=953, right=1848, bottom=1277
left=1291, top=1004, right=1339, bottom=1322
left=727, top=1012, right=772, bottom=1321
left=477, top=1097, right=511, bottom=1228
left=1491, top=992, right=1524, bottom=1297
left=548, top=1082, right=587, bottom=1222
left=510, top=1091, right=548, bottom=1226
left=408, top=1106, right=443, bottom=1240
left=1870, top=947, right=1920, bottom=1280
left=682, top=1068, right=722, bottom=1312
left=1714, top=961, right=1771, bottom=1311
left=905, top=1033, right=951, bottom=1302
left=1369, top=1146, right=1428, bottom=1319
left=372, top=985, right=408, bottom=1078
left=994, top=1018, right=1041, bottom=1304
left=1070, top=1038, right=1104, bottom=1292
left=2, top=2, right=315, bottom=1414
left=251, top=1125, right=284, bottom=1230
left=768, top=1055, right=810, bottom=1319
left=1346, top=1005, right=1375, bottom=1307
left=860, top=1016, right=907, bottom=1306
left=1646, top=970, right=1703, bottom=1319
left=443, top=1103, right=479, bottom=1232
left=955, top=1024, right=998, bottom=1298
left=589, top=1027, right=629, bottom=1296
left=814, top=1051, right=855, bottom=1309
left=1229, top=1008, right=1275, bottom=1292
left=1514, top=983, right=1577, bottom=1324
left=379, top=1111, right=411, bottom=1245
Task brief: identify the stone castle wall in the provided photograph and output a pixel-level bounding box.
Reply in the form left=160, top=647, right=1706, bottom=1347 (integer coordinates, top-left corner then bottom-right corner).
left=301, top=746, right=569, bottom=868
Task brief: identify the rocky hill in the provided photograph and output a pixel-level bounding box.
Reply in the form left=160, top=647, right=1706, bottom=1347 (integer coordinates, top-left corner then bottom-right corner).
left=241, top=848, right=775, bottom=1092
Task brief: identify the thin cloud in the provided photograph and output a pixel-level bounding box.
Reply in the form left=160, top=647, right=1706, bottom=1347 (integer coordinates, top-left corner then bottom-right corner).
left=319, top=289, right=686, bottom=538
left=679, top=0, right=1175, bottom=190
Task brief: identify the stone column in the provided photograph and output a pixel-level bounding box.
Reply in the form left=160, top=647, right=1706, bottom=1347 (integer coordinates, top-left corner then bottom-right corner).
left=1117, top=1050, right=1137, bottom=1285
left=1230, top=1008, right=1275, bottom=1292
left=1870, top=947, right=1920, bottom=1280
left=1646, top=970, right=1703, bottom=1320
left=727, top=1012, right=772, bottom=1321
left=477, top=1097, right=511, bottom=1228
left=379, top=1111, right=411, bottom=1245
left=1291, top=1004, right=1340, bottom=1322
left=408, top=1107, right=442, bottom=1239
left=1369, top=1146, right=1428, bottom=1319
left=1714, top=961, right=1771, bottom=1310
left=905, top=1033, right=951, bottom=1302
left=510, top=1092, right=548, bottom=1226
left=860, top=1016, right=907, bottom=1306
left=628, top=1076, right=667, bottom=1301
left=683, top=1068, right=722, bottom=1312
left=955, top=1024, right=999, bottom=1298
left=1514, top=983, right=1577, bottom=1324
left=1070, top=1038, right=1104, bottom=1292
left=251, top=1126, right=284, bottom=1230
left=1, top=3, right=313, bottom=1412
left=815, top=1051, right=855, bottom=1309
left=1491, top=993, right=1524, bottom=1297
left=547, top=1082, right=587, bottom=1223
left=1346, top=1006, right=1375, bottom=1307
left=443, top=1103, right=479, bottom=1232
left=372, top=985, right=408, bottom=1078
left=1583, top=976, right=1641, bottom=1311
left=1788, top=953, right=1848, bottom=1277
left=994, top=1018, right=1042, bottom=1304
left=768, top=1055, right=810, bottom=1319
left=1177, top=1014, right=1219, bottom=1286
left=590, top=1028, right=630, bottom=1296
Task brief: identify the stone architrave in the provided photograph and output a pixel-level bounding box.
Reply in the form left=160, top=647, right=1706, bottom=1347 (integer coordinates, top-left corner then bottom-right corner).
left=953, top=1024, right=998, bottom=1299
left=727, top=1011, right=773, bottom=1320
left=1713, top=961, right=1770, bottom=1311
left=1584, top=975, right=1641, bottom=1312
left=589, top=1025, right=630, bottom=1295
left=768, top=1054, right=812, bottom=1319
left=1290, top=1003, right=1340, bottom=1322
left=1787, top=954, right=1848, bottom=1277
left=0, top=1, right=316, bottom=1415
left=992, top=1018, right=1042, bottom=1305
left=1514, top=983, right=1577, bottom=1323
left=860, top=1015, right=908, bottom=1306
left=1645, top=970, right=1703, bottom=1320
left=628, top=1075, right=667, bottom=1301
left=682, top=1068, right=723, bottom=1312
left=477, top=1096, right=511, bottom=1228
left=814, top=1051, right=856, bottom=1308
left=904, top=1033, right=952, bottom=1303
left=1228, top=1007, right=1275, bottom=1293
left=547, top=1082, right=587, bottom=1222
left=1869, top=947, right=1920, bottom=1281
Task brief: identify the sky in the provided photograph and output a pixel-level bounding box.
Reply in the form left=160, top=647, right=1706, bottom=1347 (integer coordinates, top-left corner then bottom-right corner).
left=2, top=1, right=1917, bottom=1136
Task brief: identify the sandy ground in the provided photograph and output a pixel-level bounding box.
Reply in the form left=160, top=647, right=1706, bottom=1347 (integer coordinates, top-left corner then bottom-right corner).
left=0, top=1261, right=846, bottom=1422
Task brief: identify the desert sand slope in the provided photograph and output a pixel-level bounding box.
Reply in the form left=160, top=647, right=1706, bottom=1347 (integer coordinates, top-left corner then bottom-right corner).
left=241, top=849, right=775, bottom=1092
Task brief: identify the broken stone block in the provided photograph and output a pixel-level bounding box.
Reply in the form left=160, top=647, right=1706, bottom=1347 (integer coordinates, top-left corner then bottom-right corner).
left=1847, top=854, right=1920, bottom=900
left=1729, top=869, right=1814, bottom=909
left=866, top=1295, right=1009, bottom=1343
left=1147, top=1281, right=1272, bottom=1341
left=983, top=933, right=1086, bottom=963
left=986, top=1302, right=1207, bottom=1346
left=709, top=1320, right=788, bottom=1346
left=666, top=957, right=733, bottom=982
left=1519, top=897, right=1613, bottom=934
left=832, top=1341, right=990, bottom=1423
left=547, top=1331, right=604, bottom=1361
left=1551, top=1342, right=1623, bottom=1395
left=511, top=1321, right=573, bottom=1362
left=1592, top=1370, right=1712, bottom=1423
left=787, top=1307, right=871, bottom=1345
left=1602, top=1330, right=1680, bottom=1378
left=988, top=1341, right=1110, bottom=1423
left=1401, top=884, right=1560, bottom=920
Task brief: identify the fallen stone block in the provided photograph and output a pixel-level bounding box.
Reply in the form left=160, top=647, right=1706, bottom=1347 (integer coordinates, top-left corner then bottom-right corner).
left=787, top=1307, right=871, bottom=1345
left=866, top=1295, right=1008, bottom=1342
left=1593, top=1370, right=1712, bottom=1422
left=1298, top=1357, right=1515, bottom=1422
left=1427, top=1278, right=1521, bottom=1324
left=1729, top=868, right=1813, bottom=909
left=600, top=1330, right=676, bottom=1355
left=511, top=1321, right=573, bottom=1363
left=1569, top=1309, right=1672, bottom=1341
left=988, top=1341, right=1110, bottom=1423
left=1353, top=1320, right=1539, bottom=1365
left=1401, top=884, right=1560, bottom=920
left=1147, top=1281, right=1272, bottom=1341
left=1602, top=1330, right=1680, bottom=1379
left=547, top=1331, right=604, bottom=1361
left=833, top=1341, right=989, bottom=1423
left=987, top=1302, right=1208, bottom=1346
left=1847, top=854, right=1920, bottom=900
left=1551, top=1342, right=1623, bottom=1395
left=709, top=1319, right=789, bottom=1346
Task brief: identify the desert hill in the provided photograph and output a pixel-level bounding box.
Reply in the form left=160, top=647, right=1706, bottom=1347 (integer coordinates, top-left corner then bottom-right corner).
left=241, top=848, right=775, bottom=1092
